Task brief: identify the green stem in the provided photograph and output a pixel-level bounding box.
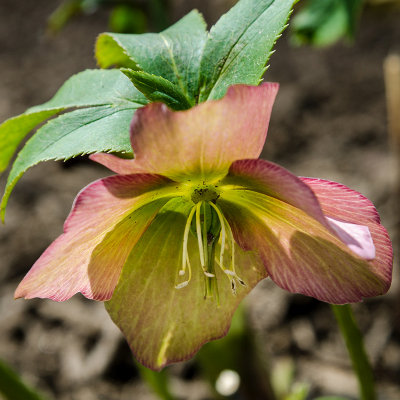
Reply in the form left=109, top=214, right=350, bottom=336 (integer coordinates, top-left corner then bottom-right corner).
left=331, top=304, right=376, bottom=400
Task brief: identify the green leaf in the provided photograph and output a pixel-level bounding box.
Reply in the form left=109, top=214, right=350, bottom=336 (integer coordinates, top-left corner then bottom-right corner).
left=198, top=0, right=296, bottom=102
left=2, top=1, right=298, bottom=221
left=28, top=69, right=147, bottom=112
left=96, top=10, right=207, bottom=101
left=0, top=110, right=63, bottom=173
left=0, top=358, right=49, bottom=400
left=1, top=69, right=147, bottom=219
left=0, top=69, right=146, bottom=174
left=121, top=69, right=193, bottom=110
left=1, top=105, right=138, bottom=220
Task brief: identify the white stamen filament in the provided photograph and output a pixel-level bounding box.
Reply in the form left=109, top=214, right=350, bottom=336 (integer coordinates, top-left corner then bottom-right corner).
left=209, top=202, right=235, bottom=289
left=176, top=204, right=196, bottom=289
left=223, top=214, right=236, bottom=275
left=209, top=202, right=226, bottom=272
left=181, top=206, right=197, bottom=273
left=219, top=212, right=246, bottom=290
left=201, top=202, right=209, bottom=270
left=196, top=202, right=206, bottom=269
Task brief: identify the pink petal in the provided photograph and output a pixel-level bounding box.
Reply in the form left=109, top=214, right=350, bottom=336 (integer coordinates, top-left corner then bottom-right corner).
left=300, top=178, right=380, bottom=224
left=224, top=160, right=382, bottom=261
left=89, top=153, right=145, bottom=175
left=225, top=159, right=329, bottom=228
left=219, top=189, right=392, bottom=304
left=15, top=174, right=174, bottom=301
left=301, top=177, right=393, bottom=288
left=326, top=217, right=375, bottom=260
left=119, top=83, right=279, bottom=180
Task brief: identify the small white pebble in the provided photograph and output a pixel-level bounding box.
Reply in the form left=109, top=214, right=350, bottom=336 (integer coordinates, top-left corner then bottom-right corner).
left=215, top=369, right=240, bottom=396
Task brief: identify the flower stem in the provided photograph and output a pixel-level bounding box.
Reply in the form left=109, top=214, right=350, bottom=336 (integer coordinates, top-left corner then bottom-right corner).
left=331, top=304, right=376, bottom=400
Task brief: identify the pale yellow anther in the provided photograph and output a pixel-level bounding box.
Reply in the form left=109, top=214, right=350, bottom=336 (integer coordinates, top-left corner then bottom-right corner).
left=175, top=281, right=189, bottom=289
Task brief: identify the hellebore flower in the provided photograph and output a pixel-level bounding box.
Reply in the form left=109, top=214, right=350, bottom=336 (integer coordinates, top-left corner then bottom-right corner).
left=15, top=83, right=393, bottom=370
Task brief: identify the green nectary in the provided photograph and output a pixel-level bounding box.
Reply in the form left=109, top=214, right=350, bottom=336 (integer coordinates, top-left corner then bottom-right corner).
left=190, top=184, right=220, bottom=204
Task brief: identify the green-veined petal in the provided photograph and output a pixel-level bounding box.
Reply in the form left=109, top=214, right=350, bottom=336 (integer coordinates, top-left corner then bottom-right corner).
left=105, top=197, right=265, bottom=370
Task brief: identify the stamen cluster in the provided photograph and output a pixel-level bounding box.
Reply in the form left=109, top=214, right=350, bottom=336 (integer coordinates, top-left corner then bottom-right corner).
left=177, top=192, right=246, bottom=298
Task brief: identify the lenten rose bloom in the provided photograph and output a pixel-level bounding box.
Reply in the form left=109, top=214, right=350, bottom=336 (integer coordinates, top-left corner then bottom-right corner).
left=15, top=83, right=393, bottom=370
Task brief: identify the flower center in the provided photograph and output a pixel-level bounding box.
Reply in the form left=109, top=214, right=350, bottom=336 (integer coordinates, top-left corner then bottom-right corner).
left=175, top=197, right=246, bottom=300
left=190, top=184, right=219, bottom=204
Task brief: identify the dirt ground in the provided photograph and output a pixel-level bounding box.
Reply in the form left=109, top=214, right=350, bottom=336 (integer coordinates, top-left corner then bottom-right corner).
left=0, top=1, right=399, bottom=399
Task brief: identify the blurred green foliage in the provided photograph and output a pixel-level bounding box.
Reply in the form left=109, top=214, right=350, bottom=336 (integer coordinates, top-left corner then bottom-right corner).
left=196, top=306, right=312, bottom=400
left=48, top=0, right=168, bottom=34
left=49, top=0, right=400, bottom=47
left=0, top=359, right=50, bottom=400
left=314, top=397, right=352, bottom=400
left=271, top=358, right=310, bottom=400
left=136, top=362, right=175, bottom=400
left=291, top=0, right=364, bottom=46
left=109, top=5, right=147, bottom=33
left=196, top=305, right=276, bottom=399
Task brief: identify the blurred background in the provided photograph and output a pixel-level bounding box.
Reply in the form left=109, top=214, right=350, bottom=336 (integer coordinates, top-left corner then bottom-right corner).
left=0, top=0, right=399, bottom=399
